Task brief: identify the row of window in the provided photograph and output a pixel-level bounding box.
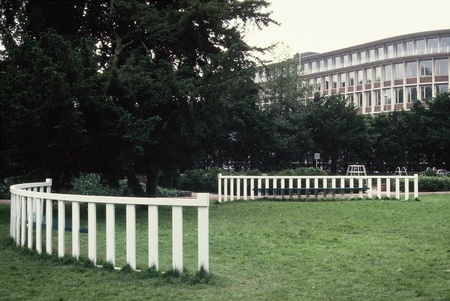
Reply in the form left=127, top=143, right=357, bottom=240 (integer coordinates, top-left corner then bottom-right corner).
left=313, top=58, right=449, bottom=90
left=346, top=84, right=449, bottom=108
left=303, top=35, right=450, bottom=73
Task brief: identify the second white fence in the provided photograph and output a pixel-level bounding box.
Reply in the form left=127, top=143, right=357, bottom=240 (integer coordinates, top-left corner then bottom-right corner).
left=217, top=174, right=419, bottom=202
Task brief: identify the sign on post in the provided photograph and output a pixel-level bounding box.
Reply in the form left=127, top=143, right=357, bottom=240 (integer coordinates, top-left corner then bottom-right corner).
left=314, top=153, right=320, bottom=168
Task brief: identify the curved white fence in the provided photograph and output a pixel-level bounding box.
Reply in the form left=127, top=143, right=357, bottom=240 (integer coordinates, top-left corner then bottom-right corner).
left=218, top=174, right=419, bottom=202
left=9, top=179, right=209, bottom=272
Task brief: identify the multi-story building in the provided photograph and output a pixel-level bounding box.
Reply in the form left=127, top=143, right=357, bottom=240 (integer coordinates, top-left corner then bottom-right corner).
left=300, top=29, right=450, bottom=114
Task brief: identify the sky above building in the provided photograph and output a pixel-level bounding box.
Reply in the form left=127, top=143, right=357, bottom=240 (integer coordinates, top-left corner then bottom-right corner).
left=244, top=0, right=450, bottom=61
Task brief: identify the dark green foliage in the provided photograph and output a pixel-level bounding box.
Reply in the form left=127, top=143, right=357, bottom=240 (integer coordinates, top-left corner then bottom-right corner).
left=1, top=0, right=449, bottom=190
left=177, top=168, right=223, bottom=193
left=63, top=173, right=182, bottom=197
left=275, top=167, right=327, bottom=176
left=418, top=176, right=450, bottom=192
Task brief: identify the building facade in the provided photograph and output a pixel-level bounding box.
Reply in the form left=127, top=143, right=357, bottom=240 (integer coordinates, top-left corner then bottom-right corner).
left=300, top=29, right=450, bottom=114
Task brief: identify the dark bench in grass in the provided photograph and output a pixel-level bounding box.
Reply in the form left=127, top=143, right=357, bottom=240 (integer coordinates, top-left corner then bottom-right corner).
left=253, top=187, right=368, bottom=198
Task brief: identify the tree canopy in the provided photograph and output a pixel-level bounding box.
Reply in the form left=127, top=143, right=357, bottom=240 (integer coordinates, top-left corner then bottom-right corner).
left=1, top=1, right=449, bottom=194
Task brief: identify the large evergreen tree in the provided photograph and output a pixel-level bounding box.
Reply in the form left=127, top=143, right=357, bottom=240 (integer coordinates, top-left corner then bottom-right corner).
left=1, top=0, right=275, bottom=194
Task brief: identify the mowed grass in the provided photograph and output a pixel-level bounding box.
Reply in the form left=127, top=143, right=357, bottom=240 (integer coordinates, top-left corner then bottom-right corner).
left=0, top=195, right=449, bottom=301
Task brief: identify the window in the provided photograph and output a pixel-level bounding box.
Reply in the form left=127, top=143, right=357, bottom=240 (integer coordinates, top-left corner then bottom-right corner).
left=384, top=64, right=392, bottom=81
left=394, top=63, right=403, bottom=80
left=383, top=89, right=392, bottom=105
left=311, top=61, right=317, bottom=72
left=368, top=49, right=375, bottom=62
left=315, top=77, right=321, bottom=91
left=357, top=70, right=363, bottom=85
left=348, top=71, right=355, bottom=86
left=441, top=36, right=450, bottom=52
left=359, top=50, right=366, bottom=64
left=405, top=41, right=414, bottom=56
left=435, top=59, right=448, bottom=76
left=319, top=59, right=325, bottom=71
left=374, top=66, right=381, bottom=82
left=377, top=46, right=385, bottom=60
left=420, top=85, right=432, bottom=99
left=416, top=39, right=425, bottom=54
left=332, top=74, right=338, bottom=89
left=351, top=53, right=357, bottom=66
left=324, top=76, right=329, bottom=90
left=340, top=73, right=346, bottom=87
left=343, top=54, right=350, bottom=67
left=405, top=61, right=417, bottom=78
left=334, top=56, right=341, bottom=68
left=420, top=60, right=432, bottom=76
left=427, top=38, right=438, bottom=54
left=303, top=63, right=309, bottom=74
left=365, top=91, right=372, bottom=106
left=406, top=87, right=417, bottom=102
left=365, top=68, right=372, bottom=83
left=357, top=93, right=363, bottom=107
left=327, top=58, right=333, bottom=70
left=387, top=44, right=394, bottom=59
left=436, top=84, right=448, bottom=93
left=347, top=94, right=354, bottom=105
left=395, top=42, right=404, bottom=57
left=394, top=87, right=404, bottom=103
left=374, top=90, right=381, bottom=105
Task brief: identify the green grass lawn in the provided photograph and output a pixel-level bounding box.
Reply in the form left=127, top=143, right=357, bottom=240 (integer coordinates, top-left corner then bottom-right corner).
left=1, top=195, right=449, bottom=301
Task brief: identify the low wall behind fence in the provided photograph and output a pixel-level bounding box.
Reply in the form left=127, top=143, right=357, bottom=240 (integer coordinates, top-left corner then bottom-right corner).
left=9, top=179, right=209, bottom=272
left=217, top=174, right=419, bottom=202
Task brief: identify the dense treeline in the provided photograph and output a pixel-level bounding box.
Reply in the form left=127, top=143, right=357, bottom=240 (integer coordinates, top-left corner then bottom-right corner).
left=1, top=1, right=449, bottom=195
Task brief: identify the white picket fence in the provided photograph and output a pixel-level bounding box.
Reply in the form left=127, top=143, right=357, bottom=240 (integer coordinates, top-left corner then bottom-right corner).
left=9, top=179, right=209, bottom=272
left=217, top=174, right=419, bottom=202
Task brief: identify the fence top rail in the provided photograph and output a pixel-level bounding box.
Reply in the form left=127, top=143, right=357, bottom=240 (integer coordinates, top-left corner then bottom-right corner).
left=10, top=182, right=209, bottom=207
left=12, top=179, right=53, bottom=190
left=218, top=174, right=418, bottom=180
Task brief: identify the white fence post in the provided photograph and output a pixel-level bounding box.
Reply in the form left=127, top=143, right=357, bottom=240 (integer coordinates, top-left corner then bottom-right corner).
left=148, top=205, right=159, bottom=270
left=250, top=178, right=255, bottom=200
left=405, top=177, right=410, bottom=200
left=198, top=193, right=209, bottom=272
left=58, top=200, right=65, bottom=258
left=46, top=199, right=52, bottom=255
left=72, top=202, right=80, bottom=259
left=88, top=203, right=97, bottom=264
left=106, top=203, right=115, bottom=265
left=35, top=196, right=42, bottom=254
left=414, top=174, right=419, bottom=199
left=217, top=173, right=222, bottom=203
left=224, top=178, right=228, bottom=202
left=172, top=206, right=183, bottom=272
left=395, top=177, right=400, bottom=200
left=27, top=197, right=33, bottom=249
left=126, top=204, right=136, bottom=270
left=243, top=178, right=247, bottom=200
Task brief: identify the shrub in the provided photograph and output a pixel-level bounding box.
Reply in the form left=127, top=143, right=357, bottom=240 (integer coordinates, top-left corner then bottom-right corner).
left=65, top=173, right=122, bottom=196
left=0, top=176, right=31, bottom=199
left=419, top=176, right=450, bottom=192
left=65, top=173, right=183, bottom=197
left=276, top=167, right=327, bottom=176
left=178, top=168, right=223, bottom=193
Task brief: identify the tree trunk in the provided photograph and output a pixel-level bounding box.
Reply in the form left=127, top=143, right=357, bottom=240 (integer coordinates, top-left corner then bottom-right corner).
left=146, top=168, right=158, bottom=197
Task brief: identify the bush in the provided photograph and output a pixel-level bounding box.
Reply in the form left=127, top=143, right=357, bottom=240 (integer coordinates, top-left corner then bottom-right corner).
left=0, top=176, right=30, bottom=199
left=275, top=167, right=327, bottom=176
left=178, top=168, right=223, bottom=193
left=65, top=173, right=123, bottom=196
left=176, top=167, right=328, bottom=193
left=419, top=176, right=450, bottom=192
left=65, top=173, right=183, bottom=197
